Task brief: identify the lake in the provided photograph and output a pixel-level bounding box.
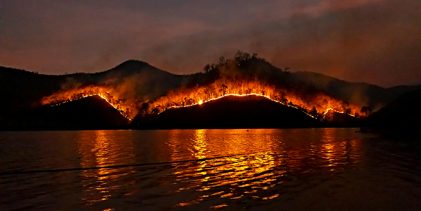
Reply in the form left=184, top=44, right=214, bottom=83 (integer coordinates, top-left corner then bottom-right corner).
left=1, top=129, right=420, bottom=210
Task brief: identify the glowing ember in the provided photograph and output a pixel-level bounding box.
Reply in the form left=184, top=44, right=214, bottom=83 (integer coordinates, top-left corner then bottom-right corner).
left=40, top=86, right=137, bottom=120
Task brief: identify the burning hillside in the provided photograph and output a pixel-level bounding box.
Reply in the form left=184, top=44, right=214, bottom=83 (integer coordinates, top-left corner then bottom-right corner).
left=41, top=86, right=138, bottom=120
left=40, top=79, right=363, bottom=123
left=134, top=95, right=322, bottom=129
left=147, top=79, right=363, bottom=119
left=40, top=52, right=366, bottom=124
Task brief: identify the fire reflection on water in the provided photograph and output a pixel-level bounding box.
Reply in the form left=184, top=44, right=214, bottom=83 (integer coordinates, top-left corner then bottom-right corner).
left=320, top=129, right=362, bottom=171
left=2, top=129, right=419, bottom=210
left=77, top=130, right=135, bottom=205
left=168, top=129, right=361, bottom=208
left=72, top=129, right=361, bottom=209
left=169, top=129, right=285, bottom=207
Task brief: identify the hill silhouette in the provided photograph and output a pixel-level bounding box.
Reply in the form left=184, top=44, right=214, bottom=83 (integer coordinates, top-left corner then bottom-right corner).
left=1, top=96, right=129, bottom=130
left=1, top=56, right=416, bottom=114
left=0, top=60, right=181, bottom=113
left=366, top=88, right=421, bottom=134
left=1, top=52, right=419, bottom=129
left=133, top=95, right=321, bottom=129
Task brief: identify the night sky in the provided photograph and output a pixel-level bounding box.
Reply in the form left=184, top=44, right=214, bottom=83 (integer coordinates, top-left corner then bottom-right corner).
left=1, top=0, right=420, bottom=86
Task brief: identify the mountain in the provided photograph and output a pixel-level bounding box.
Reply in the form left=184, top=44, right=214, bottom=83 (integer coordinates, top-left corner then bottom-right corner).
left=0, top=60, right=181, bottom=109
left=289, top=71, right=419, bottom=111
left=133, top=95, right=321, bottom=129
left=365, top=88, right=421, bottom=134
left=0, top=53, right=418, bottom=129
left=1, top=96, right=129, bottom=130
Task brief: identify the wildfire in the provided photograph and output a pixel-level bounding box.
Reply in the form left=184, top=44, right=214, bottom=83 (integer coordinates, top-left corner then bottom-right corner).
left=148, top=80, right=363, bottom=119
left=40, top=79, right=364, bottom=122
left=40, top=86, right=137, bottom=120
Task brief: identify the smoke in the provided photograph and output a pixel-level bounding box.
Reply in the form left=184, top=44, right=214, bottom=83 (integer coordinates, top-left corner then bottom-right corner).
left=138, top=0, right=421, bottom=86
left=1, top=0, right=419, bottom=87
left=42, top=50, right=408, bottom=121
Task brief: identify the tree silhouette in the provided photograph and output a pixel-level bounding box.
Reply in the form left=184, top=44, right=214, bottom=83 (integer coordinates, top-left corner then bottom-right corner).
left=234, top=51, right=252, bottom=67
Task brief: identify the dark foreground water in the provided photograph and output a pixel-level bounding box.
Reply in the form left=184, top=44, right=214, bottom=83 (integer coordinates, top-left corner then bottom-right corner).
left=0, top=129, right=421, bottom=210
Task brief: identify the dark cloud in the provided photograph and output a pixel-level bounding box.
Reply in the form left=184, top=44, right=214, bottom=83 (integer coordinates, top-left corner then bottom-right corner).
left=0, top=0, right=419, bottom=86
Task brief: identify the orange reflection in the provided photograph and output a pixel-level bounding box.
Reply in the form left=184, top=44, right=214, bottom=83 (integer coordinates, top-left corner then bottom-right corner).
left=77, top=130, right=135, bottom=206
left=320, top=128, right=362, bottom=171
left=169, top=129, right=284, bottom=206
left=167, top=129, right=362, bottom=208
left=321, top=129, right=342, bottom=171
left=194, top=129, right=209, bottom=184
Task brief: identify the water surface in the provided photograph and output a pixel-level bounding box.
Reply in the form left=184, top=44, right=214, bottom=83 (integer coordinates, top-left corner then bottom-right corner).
left=1, top=129, right=420, bottom=210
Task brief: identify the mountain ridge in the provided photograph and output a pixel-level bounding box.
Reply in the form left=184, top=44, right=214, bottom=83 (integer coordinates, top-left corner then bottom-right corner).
left=1, top=54, right=419, bottom=129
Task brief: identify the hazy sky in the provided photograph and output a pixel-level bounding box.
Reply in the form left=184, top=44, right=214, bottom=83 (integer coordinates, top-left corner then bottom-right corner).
left=1, top=0, right=420, bottom=86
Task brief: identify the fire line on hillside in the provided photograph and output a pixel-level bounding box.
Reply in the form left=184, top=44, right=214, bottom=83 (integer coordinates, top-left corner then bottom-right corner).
left=41, top=79, right=364, bottom=121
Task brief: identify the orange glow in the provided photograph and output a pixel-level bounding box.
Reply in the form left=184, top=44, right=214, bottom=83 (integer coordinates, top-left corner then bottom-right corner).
left=40, top=79, right=364, bottom=121
left=168, top=129, right=282, bottom=204
left=148, top=80, right=363, bottom=119
left=40, top=86, right=137, bottom=120
left=167, top=129, right=362, bottom=207
left=77, top=130, right=135, bottom=205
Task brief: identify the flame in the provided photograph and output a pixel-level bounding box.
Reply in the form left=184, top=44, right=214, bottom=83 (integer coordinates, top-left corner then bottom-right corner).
left=40, top=79, right=364, bottom=122
left=148, top=80, right=363, bottom=119
left=40, top=86, right=137, bottom=120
